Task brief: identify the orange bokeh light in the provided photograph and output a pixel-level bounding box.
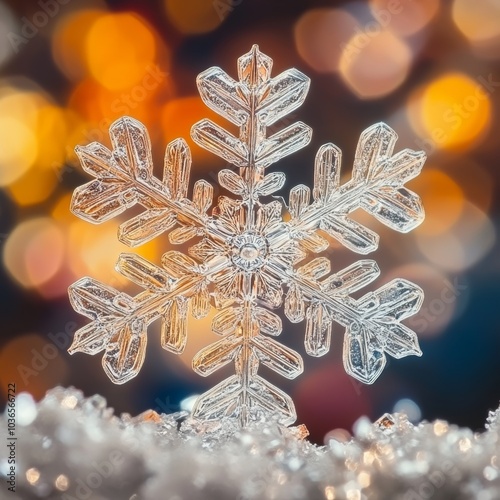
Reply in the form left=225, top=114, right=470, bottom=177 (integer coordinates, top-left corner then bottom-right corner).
left=7, top=167, right=59, bottom=206
left=161, top=96, right=228, bottom=167
left=6, top=103, right=75, bottom=206
left=0, top=87, right=46, bottom=187
left=67, top=219, right=162, bottom=289
left=35, top=104, right=70, bottom=168
left=52, top=9, right=107, bottom=81
left=69, top=73, right=170, bottom=141
left=176, top=309, right=218, bottom=373
left=409, top=73, right=492, bottom=152
left=51, top=193, right=74, bottom=224
left=0, top=116, right=37, bottom=186
left=411, top=169, right=465, bottom=235
left=85, top=13, right=157, bottom=91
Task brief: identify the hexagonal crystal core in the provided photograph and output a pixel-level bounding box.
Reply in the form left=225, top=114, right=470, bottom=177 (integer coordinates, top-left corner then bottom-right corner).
left=231, top=233, right=267, bottom=271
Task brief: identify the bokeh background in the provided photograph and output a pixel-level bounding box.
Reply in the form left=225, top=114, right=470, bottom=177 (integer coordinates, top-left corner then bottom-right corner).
left=0, top=0, right=499, bottom=444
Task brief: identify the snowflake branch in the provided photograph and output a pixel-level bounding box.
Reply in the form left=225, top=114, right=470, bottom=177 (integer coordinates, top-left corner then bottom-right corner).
left=276, top=258, right=423, bottom=384
left=288, top=123, right=426, bottom=254
left=72, top=117, right=212, bottom=247
left=68, top=252, right=210, bottom=383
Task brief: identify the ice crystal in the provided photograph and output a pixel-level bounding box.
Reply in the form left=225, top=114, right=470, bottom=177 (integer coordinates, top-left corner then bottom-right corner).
left=69, top=45, right=425, bottom=426
left=3, top=388, right=500, bottom=500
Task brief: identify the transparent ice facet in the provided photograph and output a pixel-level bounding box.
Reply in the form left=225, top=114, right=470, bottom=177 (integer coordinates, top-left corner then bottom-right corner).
left=69, top=45, right=426, bottom=426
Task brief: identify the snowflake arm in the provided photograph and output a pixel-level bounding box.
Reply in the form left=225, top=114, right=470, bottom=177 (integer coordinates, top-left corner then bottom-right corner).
left=71, top=118, right=212, bottom=246
left=279, top=257, right=423, bottom=383
left=191, top=45, right=312, bottom=172
left=288, top=123, right=426, bottom=255
left=277, top=121, right=426, bottom=382
left=68, top=250, right=214, bottom=382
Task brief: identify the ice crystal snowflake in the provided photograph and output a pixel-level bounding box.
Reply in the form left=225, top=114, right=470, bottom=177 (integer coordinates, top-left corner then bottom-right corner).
left=68, top=46, right=425, bottom=426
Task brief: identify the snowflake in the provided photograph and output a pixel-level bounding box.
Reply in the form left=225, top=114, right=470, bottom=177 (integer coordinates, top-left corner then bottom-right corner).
left=68, top=46, right=425, bottom=426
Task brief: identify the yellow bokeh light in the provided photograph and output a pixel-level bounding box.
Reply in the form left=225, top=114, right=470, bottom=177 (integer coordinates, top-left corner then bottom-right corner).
left=0, top=117, right=37, bottom=186
left=26, top=468, right=40, bottom=485
left=52, top=9, right=107, bottom=81
left=55, top=475, right=69, bottom=491
left=411, top=169, right=464, bottom=235
left=35, top=104, right=70, bottom=168
left=8, top=103, right=80, bottom=205
left=413, top=73, right=491, bottom=151
left=0, top=84, right=77, bottom=201
left=339, top=30, right=412, bottom=98
left=0, top=87, right=49, bottom=187
left=452, top=0, right=500, bottom=44
left=85, top=13, right=157, bottom=91
left=10, top=114, right=65, bottom=207
left=294, top=8, right=358, bottom=73
left=7, top=167, right=58, bottom=206
left=165, top=0, right=224, bottom=34
left=3, top=218, right=65, bottom=289
left=0, top=86, right=43, bottom=124
left=58, top=109, right=88, bottom=168
left=177, top=308, right=218, bottom=372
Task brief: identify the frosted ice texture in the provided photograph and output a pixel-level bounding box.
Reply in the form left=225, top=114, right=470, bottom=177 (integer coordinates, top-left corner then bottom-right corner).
left=69, top=45, right=425, bottom=426
left=2, top=387, right=499, bottom=500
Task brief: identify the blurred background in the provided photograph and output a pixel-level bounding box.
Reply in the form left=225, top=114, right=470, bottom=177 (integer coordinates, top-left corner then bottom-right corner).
left=0, top=0, right=499, bottom=444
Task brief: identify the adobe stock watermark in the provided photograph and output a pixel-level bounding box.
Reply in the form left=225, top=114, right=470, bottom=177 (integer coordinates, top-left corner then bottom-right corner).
left=403, top=459, right=461, bottom=500
left=60, top=450, right=124, bottom=500
left=76, top=63, right=168, bottom=144
left=17, top=321, right=77, bottom=385
left=414, top=73, right=500, bottom=156
left=349, top=358, right=394, bottom=397
left=52, top=146, right=76, bottom=182
left=238, top=474, right=267, bottom=500
left=58, top=423, right=155, bottom=499
left=51, top=64, right=169, bottom=181
left=213, top=0, right=244, bottom=21
left=408, top=277, right=467, bottom=335
left=152, top=395, right=179, bottom=414
left=349, top=276, right=467, bottom=396
left=7, top=0, right=71, bottom=54
left=341, top=0, right=412, bottom=62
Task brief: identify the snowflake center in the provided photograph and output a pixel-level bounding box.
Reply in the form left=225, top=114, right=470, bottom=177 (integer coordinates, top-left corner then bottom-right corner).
left=240, top=245, right=259, bottom=260
left=231, top=233, right=267, bottom=271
